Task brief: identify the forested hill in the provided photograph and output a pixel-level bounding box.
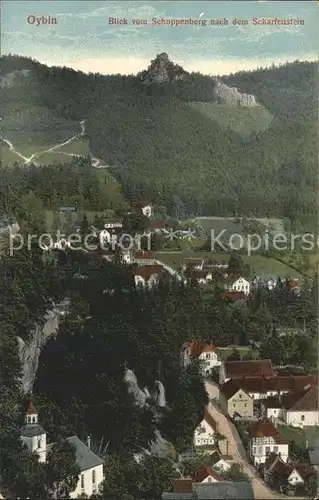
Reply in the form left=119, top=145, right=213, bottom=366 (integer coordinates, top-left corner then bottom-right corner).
left=1, top=54, right=317, bottom=222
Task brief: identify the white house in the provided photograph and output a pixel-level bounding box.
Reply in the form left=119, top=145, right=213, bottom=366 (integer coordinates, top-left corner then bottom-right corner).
left=190, top=270, right=213, bottom=285
left=20, top=398, right=104, bottom=498
left=133, top=264, right=163, bottom=289
left=224, top=276, right=251, bottom=295
left=194, top=410, right=217, bottom=447
left=181, top=341, right=221, bottom=374
left=264, top=453, right=315, bottom=488
left=282, top=385, right=319, bottom=428
left=249, top=420, right=289, bottom=466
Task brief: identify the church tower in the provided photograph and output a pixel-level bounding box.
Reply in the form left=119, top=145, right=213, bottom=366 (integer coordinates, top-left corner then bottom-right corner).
left=20, top=396, right=47, bottom=462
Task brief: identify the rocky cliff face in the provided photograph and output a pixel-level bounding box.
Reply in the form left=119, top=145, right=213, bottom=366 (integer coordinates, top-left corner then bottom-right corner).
left=214, top=79, right=258, bottom=107
left=18, top=310, right=59, bottom=394
left=0, top=69, right=31, bottom=89
left=139, top=52, right=188, bottom=85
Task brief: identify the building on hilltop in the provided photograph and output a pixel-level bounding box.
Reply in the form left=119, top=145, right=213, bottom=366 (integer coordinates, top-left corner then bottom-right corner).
left=20, top=397, right=104, bottom=498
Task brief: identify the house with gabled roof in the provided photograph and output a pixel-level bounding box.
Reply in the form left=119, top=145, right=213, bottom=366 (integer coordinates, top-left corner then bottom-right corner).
left=192, top=465, right=225, bottom=483
left=219, top=379, right=254, bottom=418
left=194, top=409, right=218, bottom=448
left=133, top=264, right=163, bottom=288
left=219, top=359, right=274, bottom=384
left=264, top=453, right=316, bottom=491
left=281, top=384, right=319, bottom=427
left=20, top=397, right=104, bottom=498
left=181, top=341, right=221, bottom=374
left=249, top=420, right=289, bottom=466
left=224, top=275, right=251, bottom=295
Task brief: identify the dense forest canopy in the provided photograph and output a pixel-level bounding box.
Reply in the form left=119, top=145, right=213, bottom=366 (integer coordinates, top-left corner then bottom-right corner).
left=1, top=54, right=317, bottom=223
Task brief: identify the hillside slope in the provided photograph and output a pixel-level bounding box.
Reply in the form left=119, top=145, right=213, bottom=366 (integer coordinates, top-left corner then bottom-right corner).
left=0, top=54, right=317, bottom=224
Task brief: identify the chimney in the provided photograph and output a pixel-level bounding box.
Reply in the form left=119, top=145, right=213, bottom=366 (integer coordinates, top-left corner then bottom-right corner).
left=87, top=435, right=91, bottom=449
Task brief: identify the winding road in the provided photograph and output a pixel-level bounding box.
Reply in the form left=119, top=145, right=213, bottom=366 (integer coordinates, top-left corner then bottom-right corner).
left=1, top=119, right=107, bottom=168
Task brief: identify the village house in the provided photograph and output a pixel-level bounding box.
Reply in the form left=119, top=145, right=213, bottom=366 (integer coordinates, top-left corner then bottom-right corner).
left=181, top=341, right=221, bottom=374
left=20, top=398, right=104, bottom=498
left=285, top=279, right=301, bottom=296
left=133, top=264, right=163, bottom=288
left=192, top=466, right=225, bottom=483
left=219, top=359, right=274, bottom=385
left=264, top=453, right=316, bottom=492
left=209, top=450, right=232, bottom=473
left=249, top=420, right=289, bottom=466
left=219, top=379, right=254, bottom=419
left=223, top=374, right=317, bottom=402
left=224, top=276, right=251, bottom=295
left=279, top=384, right=318, bottom=427
left=194, top=409, right=218, bottom=448
left=189, top=270, right=213, bottom=285
left=162, top=480, right=254, bottom=499
left=132, top=201, right=154, bottom=218
left=133, top=250, right=155, bottom=264
left=148, top=220, right=169, bottom=233
left=182, top=258, right=205, bottom=272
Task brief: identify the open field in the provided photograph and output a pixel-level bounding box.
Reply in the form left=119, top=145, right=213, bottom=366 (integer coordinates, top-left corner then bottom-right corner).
left=58, top=138, right=90, bottom=156
left=155, top=251, right=301, bottom=277
left=189, top=102, right=273, bottom=138
left=278, top=425, right=306, bottom=450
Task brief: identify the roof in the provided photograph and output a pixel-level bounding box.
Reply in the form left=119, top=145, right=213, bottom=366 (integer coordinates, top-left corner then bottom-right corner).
left=47, top=436, right=104, bottom=472
left=149, top=220, right=168, bottom=229
left=264, top=452, right=280, bottom=470
left=249, top=421, right=288, bottom=444
left=172, top=479, right=193, bottom=493
left=20, top=423, right=46, bottom=437
left=194, top=481, right=254, bottom=499
left=224, top=359, right=274, bottom=379
left=261, top=396, right=282, bottom=409
left=220, top=379, right=250, bottom=400
left=134, top=264, right=163, bottom=280
left=192, top=466, right=224, bottom=483
left=184, top=340, right=217, bottom=358
left=203, top=408, right=217, bottom=433
left=229, top=374, right=317, bottom=394
left=134, top=251, right=153, bottom=260
left=220, top=291, right=247, bottom=302
left=286, top=384, right=318, bottom=412
left=293, top=464, right=316, bottom=481
left=26, top=397, right=37, bottom=414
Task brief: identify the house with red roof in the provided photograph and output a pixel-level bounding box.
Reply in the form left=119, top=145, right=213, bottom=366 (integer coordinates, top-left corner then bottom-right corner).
left=133, top=264, right=163, bottom=289
left=192, top=466, right=225, bottom=483
left=264, top=453, right=316, bottom=492
left=181, top=341, right=221, bottom=375
left=249, top=420, right=289, bottom=466
left=219, top=359, right=274, bottom=385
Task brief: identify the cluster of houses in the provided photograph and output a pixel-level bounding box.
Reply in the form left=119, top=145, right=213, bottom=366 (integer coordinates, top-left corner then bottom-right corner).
left=181, top=256, right=301, bottom=300
left=182, top=342, right=318, bottom=496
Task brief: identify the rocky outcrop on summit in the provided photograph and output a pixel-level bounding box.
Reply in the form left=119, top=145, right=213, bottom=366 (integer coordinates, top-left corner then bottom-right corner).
left=139, top=53, right=188, bottom=85
left=214, top=79, right=258, bottom=107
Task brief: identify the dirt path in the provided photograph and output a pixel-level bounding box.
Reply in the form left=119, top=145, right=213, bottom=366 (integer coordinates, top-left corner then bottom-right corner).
left=205, top=381, right=297, bottom=500
left=1, top=120, right=85, bottom=165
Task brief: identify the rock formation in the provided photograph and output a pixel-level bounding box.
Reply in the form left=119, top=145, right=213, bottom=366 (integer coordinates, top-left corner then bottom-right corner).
left=18, top=309, right=59, bottom=394
left=0, top=69, right=31, bottom=89
left=214, top=79, right=258, bottom=107
left=138, top=52, right=188, bottom=85
left=124, top=368, right=172, bottom=460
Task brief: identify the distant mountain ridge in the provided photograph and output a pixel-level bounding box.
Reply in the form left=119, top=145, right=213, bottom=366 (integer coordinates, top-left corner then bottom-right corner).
left=0, top=54, right=317, bottom=223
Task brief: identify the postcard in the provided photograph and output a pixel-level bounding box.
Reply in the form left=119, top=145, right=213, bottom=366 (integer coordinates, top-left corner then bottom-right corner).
left=0, top=1, right=318, bottom=499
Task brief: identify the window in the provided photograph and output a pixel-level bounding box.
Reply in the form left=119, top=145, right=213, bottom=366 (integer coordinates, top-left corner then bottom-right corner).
left=27, top=416, right=31, bottom=423
left=239, top=394, right=242, bottom=399
left=233, top=403, right=236, bottom=407
left=81, top=474, right=84, bottom=490
left=92, top=470, right=96, bottom=485
left=266, top=447, right=270, bottom=454
left=244, top=403, right=247, bottom=407
left=208, top=477, right=212, bottom=483
left=37, top=438, right=41, bottom=449
left=301, top=415, right=305, bottom=421
left=274, top=446, right=278, bottom=453
left=32, top=417, right=36, bottom=423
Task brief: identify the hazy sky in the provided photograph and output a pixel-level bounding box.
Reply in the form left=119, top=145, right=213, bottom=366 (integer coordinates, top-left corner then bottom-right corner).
left=2, top=1, right=318, bottom=75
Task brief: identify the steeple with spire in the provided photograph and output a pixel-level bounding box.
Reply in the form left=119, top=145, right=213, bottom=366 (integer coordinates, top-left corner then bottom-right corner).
left=20, top=394, right=47, bottom=462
